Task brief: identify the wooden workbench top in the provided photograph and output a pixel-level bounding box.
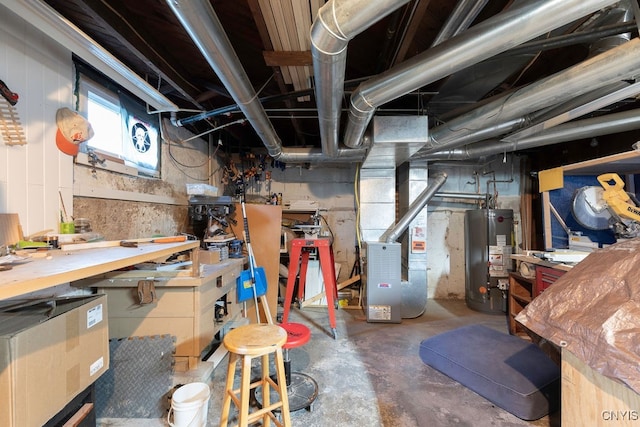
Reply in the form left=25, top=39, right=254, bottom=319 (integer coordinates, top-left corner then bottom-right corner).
left=510, top=253, right=574, bottom=272
left=0, top=240, right=199, bottom=300
left=76, top=257, right=245, bottom=287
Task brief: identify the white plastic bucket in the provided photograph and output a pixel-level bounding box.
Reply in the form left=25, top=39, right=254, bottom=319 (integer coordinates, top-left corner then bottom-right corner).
left=168, top=382, right=211, bottom=427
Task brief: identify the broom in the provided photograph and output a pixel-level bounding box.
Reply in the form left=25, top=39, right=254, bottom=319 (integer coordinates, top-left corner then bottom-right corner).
left=236, top=197, right=268, bottom=322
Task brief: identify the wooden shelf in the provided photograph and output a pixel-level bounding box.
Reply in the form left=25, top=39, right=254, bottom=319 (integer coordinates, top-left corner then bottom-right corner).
left=510, top=293, right=532, bottom=305
left=508, top=272, right=535, bottom=336
left=508, top=266, right=567, bottom=336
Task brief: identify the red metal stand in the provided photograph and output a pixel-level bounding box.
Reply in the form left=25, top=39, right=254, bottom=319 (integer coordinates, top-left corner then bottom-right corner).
left=282, top=238, right=338, bottom=339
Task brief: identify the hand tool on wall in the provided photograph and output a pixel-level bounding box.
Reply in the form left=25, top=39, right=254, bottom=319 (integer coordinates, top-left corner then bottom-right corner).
left=0, top=80, right=26, bottom=146
left=58, top=191, right=71, bottom=223
left=0, top=80, right=18, bottom=105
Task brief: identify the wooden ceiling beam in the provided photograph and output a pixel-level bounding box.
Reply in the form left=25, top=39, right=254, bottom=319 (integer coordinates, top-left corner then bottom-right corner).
left=263, top=51, right=313, bottom=67
left=247, top=0, right=307, bottom=145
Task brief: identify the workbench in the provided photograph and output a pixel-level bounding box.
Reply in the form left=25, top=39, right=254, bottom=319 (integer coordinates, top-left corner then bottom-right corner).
left=0, top=240, right=199, bottom=300
left=73, top=257, right=244, bottom=371
left=0, top=241, right=200, bottom=427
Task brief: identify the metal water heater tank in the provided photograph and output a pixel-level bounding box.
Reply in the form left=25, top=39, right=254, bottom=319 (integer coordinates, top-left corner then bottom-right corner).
left=464, top=209, right=513, bottom=314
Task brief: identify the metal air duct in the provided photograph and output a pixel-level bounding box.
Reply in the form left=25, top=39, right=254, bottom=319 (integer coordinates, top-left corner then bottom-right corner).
left=384, top=172, right=447, bottom=243
left=423, top=108, right=640, bottom=161
left=415, top=3, right=640, bottom=158
left=431, top=0, right=489, bottom=47
left=311, top=0, right=411, bottom=157
left=419, top=37, right=640, bottom=156
left=169, top=0, right=418, bottom=164
left=343, top=0, right=621, bottom=149
left=167, top=0, right=283, bottom=158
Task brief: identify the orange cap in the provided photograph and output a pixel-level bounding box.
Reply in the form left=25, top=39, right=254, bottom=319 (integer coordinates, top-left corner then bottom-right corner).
left=55, top=108, right=94, bottom=156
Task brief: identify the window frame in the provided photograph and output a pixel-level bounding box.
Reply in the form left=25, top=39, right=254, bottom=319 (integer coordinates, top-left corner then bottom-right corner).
left=75, top=69, right=161, bottom=178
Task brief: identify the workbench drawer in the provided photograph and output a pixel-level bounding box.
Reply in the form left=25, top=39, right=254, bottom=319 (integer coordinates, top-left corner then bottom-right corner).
left=534, top=266, right=566, bottom=297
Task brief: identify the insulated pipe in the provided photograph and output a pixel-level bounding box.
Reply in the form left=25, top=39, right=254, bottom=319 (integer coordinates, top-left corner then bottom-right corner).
left=421, top=108, right=640, bottom=161
left=420, top=37, right=640, bottom=155
left=166, top=0, right=283, bottom=158
left=311, top=0, right=411, bottom=157
left=276, top=146, right=368, bottom=163
left=343, top=0, right=621, bottom=149
left=384, top=172, right=447, bottom=244
left=167, top=0, right=373, bottom=164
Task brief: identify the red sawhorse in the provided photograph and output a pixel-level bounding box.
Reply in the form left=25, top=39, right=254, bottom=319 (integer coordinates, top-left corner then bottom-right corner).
left=282, top=238, right=339, bottom=339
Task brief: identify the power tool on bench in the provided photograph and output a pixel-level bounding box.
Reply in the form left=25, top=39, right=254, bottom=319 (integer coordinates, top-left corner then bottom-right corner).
left=572, top=173, right=640, bottom=240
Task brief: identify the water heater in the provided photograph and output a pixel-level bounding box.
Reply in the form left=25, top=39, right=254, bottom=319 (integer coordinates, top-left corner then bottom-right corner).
left=464, top=209, right=513, bottom=314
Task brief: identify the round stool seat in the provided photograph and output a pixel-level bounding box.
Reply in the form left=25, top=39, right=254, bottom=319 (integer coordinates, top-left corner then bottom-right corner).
left=256, top=322, right=318, bottom=412
left=280, top=322, right=311, bottom=349
left=223, top=324, right=287, bottom=356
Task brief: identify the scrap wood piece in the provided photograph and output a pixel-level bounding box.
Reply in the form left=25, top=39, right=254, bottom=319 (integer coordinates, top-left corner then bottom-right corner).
left=0, top=97, right=26, bottom=146
left=59, top=235, right=187, bottom=251
left=300, top=274, right=361, bottom=308
left=62, top=403, right=94, bottom=427
left=0, top=213, right=23, bottom=246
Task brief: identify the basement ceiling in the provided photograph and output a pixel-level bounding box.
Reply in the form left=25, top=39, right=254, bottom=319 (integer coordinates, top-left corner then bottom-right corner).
left=35, top=0, right=640, bottom=168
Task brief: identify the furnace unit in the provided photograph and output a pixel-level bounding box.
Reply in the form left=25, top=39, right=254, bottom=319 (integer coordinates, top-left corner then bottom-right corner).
left=362, top=172, right=448, bottom=324
left=363, top=242, right=402, bottom=323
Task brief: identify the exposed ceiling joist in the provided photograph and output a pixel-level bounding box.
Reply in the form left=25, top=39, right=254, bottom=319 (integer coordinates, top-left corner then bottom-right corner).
left=263, top=51, right=313, bottom=67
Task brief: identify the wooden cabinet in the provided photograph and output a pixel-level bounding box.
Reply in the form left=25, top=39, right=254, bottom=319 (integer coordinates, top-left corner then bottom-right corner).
left=508, top=273, right=535, bottom=337
left=508, top=265, right=567, bottom=337
left=74, top=258, right=243, bottom=371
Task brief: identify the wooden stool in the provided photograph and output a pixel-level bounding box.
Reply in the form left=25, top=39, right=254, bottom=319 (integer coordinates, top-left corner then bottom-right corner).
left=219, top=324, right=291, bottom=427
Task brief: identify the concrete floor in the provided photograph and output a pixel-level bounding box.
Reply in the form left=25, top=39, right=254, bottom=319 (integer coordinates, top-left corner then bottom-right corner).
left=98, top=299, right=559, bottom=427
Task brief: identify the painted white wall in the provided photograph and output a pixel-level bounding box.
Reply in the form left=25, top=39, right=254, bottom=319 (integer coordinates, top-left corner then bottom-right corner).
left=0, top=6, right=218, bottom=242
left=0, top=7, right=75, bottom=237
left=427, top=157, right=521, bottom=299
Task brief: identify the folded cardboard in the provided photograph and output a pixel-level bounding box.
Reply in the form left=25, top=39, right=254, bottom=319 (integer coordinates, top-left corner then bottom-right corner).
left=0, top=294, right=109, bottom=427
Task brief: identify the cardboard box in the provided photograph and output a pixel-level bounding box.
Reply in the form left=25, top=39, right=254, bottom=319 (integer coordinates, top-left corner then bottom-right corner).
left=0, top=294, right=109, bottom=427
left=200, top=248, right=221, bottom=265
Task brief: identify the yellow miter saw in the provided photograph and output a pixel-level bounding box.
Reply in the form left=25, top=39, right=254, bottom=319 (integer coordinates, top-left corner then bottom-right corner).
left=572, top=173, right=640, bottom=239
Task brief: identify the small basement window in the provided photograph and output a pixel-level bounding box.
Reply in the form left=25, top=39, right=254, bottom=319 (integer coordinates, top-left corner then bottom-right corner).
left=75, top=62, right=161, bottom=178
